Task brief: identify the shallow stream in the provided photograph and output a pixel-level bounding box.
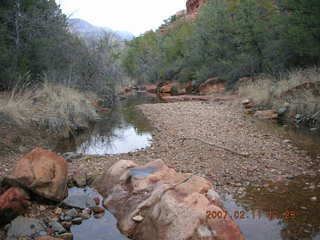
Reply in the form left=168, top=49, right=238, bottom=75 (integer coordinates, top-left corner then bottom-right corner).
left=59, top=93, right=320, bottom=240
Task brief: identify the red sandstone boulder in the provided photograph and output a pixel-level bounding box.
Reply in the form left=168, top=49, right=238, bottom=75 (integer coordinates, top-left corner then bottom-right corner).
left=198, top=78, right=226, bottom=95
left=95, top=160, right=244, bottom=240
left=159, top=83, right=173, bottom=94
left=254, top=110, right=278, bottom=120
left=6, top=148, right=68, bottom=202
left=0, top=187, right=30, bottom=225
left=141, top=84, right=157, bottom=94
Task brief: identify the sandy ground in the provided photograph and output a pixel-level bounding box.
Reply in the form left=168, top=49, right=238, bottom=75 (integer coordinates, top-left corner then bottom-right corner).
left=69, top=100, right=318, bottom=195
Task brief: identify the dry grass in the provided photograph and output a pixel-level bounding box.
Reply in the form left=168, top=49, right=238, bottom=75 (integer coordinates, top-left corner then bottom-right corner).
left=239, top=67, right=320, bottom=127
left=0, top=82, right=99, bottom=136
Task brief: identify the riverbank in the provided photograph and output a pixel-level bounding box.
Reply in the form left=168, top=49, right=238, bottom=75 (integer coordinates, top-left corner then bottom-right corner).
left=67, top=98, right=320, bottom=195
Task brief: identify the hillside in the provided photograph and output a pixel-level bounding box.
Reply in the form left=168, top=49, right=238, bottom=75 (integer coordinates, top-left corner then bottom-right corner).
left=68, top=18, right=134, bottom=40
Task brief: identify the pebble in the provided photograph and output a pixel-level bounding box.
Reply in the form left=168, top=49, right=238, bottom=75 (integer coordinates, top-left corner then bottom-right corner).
left=48, top=221, right=66, bottom=234
left=65, top=208, right=78, bottom=218
left=310, top=197, right=317, bottom=202
left=71, top=218, right=83, bottom=225
left=59, top=233, right=74, bottom=240
left=91, top=206, right=105, bottom=214
left=132, top=215, right=144, bottom=222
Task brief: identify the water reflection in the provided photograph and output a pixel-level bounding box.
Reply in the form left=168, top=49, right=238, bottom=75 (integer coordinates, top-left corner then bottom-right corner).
left=69, top=187, right=130, bottom=240
left=55, top=93, right=156, bottom=155
left=223, top=175, right=320, bottom=240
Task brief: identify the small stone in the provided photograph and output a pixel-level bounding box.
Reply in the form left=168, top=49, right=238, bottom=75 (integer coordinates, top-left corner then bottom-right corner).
left=54, top=207, right=63, bottom=215
left=94, top=213, right=104, bottom=219
left=310, top=197, right=317, bottom=202
left=58, top=233, right=74, bottom=240
left=48, top=221, right=66, bottom=234
left=93, top=197, right=101, bottom=205
left=71, top=218, right=83, bottom=224
left=79, top=213, right=91, bottom=219
left=91, top=206, right=105, bottom=214
left=65, top=208, right=78, bottom=218
left=132, top=215, right=144, bottom=222
left=39, top=205, right=46, bottom=211
left=283, top=139, right=291, bottom=144
left=61, top=222, right=72, bottom=230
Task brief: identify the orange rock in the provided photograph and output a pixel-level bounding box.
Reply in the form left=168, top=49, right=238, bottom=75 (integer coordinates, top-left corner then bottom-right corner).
left=141, top=84, right=157, bottom=94
left=0, top=187, right=30, bottom=225
left=198, top=78, right=226, bottom=95
left=6, top=148, right=68, bottom=202
left=254, top=110, right=278, bottom=120
left=159, top=84, right=173, bottom=93
left=187, top=0, right=208, bottom=15
left=97, top=160, right=244, bottom=240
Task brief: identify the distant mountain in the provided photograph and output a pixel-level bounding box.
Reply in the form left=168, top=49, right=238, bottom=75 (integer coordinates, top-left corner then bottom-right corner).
left=68, top=18, right=134, bottom=40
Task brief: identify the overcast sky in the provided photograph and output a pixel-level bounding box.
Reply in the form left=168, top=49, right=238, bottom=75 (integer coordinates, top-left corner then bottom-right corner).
left=57, top=0, right=187, bottom=36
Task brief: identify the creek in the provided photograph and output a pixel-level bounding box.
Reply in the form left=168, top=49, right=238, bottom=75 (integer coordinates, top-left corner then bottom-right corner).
left=57, top=93, right=320, bottom=240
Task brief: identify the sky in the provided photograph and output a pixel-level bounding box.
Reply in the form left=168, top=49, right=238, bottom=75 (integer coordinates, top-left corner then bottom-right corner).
left=57, top=0, right=187, bottom=36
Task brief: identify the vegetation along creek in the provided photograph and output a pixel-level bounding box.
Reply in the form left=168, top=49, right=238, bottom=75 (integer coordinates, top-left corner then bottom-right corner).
left=0, top=0, right=320, bottom=240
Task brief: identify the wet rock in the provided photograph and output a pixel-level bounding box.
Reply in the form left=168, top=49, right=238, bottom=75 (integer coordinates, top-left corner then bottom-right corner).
left=62, top=193, right=96, bottom=210
left=0, top=187, right=30, bottom=225
left=61, top=222, right=72, bottom=230
left=71, top=218, right=83, bottom=225
left=64, top=209, right=78, bottom=219
left=6, top=217, right=47, bottom=240
left=90, top=206, right=105, bottom=214
left=5, top=148, right=68, bottom=202
left=58, top=233, right=73, bottom=240
left=98, top=159, right=244, bottom=240
left=48, top=221, right=66, bottom=234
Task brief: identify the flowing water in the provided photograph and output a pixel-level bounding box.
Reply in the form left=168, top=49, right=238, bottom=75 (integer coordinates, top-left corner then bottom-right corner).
left=58, top=94, right=320, bottom=240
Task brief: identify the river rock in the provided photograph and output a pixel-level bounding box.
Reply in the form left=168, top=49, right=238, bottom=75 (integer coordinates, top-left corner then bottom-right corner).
left=5, top=148, right=68, bottom=202
left=6, top=217, right=47, bottom=240
left=63, top=193, right=96, bottom=210
left=64, top=208, right=78, bottom=218
left=58, top=233, right=73, bottom=240
left=97, top=159, right=244, bottom=240
left=48, top=221, right=66, bottom=234
left=0, top=187, right=30, bottom=225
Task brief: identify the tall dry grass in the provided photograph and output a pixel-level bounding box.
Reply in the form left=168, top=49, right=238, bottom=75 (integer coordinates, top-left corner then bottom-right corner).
left=239, top=67, right=320, bottom=127
left=0, top=81, right=99, bottom=136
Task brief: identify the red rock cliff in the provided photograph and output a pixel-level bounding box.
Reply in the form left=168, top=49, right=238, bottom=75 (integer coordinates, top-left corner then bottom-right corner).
left=186, top=0, right=208, bottom=15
